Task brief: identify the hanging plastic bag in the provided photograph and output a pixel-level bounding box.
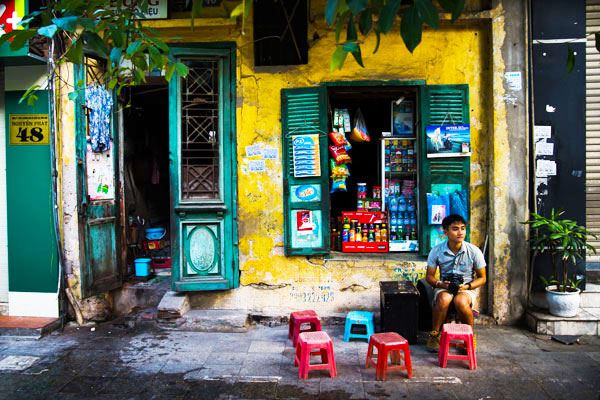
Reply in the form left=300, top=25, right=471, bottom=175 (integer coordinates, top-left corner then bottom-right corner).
left=450, top=189, right=468, bottom=221
left=349, top=108, right=370, bottom=142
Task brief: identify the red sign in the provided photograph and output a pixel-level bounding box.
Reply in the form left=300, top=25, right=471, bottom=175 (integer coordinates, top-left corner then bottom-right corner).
left=0, top=1, right=23, bottom=36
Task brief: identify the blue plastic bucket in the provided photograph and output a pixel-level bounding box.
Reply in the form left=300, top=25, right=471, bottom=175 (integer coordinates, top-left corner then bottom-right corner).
left=134, top=258, right=152, bottom=277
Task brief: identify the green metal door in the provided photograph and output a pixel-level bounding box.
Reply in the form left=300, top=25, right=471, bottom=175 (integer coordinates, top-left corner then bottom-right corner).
left=75, top=57, right=122, bottom=297
left=169, top=45, right=238, bottom=291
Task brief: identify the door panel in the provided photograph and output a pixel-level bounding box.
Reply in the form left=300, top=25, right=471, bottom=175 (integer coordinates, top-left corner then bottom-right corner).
left=170, top=45, right=238, bottom=291
left=76, top=57, right=122, bottom=298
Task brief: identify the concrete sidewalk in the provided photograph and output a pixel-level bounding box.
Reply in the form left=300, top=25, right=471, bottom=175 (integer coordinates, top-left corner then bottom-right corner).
left=0, top=317, right=598, bottom=399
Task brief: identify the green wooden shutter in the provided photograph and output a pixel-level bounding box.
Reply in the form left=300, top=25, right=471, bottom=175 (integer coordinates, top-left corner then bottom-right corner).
left=281, top=87, right=330, bottom=256
left=418, top=84, right=471, bottom=255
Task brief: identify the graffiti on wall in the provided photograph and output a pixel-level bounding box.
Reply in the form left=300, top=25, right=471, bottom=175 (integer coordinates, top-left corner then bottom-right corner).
left=289, top=285, right=335, bottom=303
left=391, top=265, right=426, bottom=284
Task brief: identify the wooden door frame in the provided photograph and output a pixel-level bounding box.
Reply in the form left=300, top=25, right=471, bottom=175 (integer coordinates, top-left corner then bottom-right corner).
left=169, top=43, right=239, bottom=291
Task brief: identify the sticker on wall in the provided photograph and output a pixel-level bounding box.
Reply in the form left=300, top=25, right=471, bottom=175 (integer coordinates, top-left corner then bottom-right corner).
left=248, top=159, right=266, bottom=173
left=290, top=184, right=321, bottom=202
left=86, top=142, right=115, bottom=200
left=425, top=125, right=471, bottom=158
left=263, top=147, right=278, bottom=160
left=245, top=144, right=263, bottom=157
left=9, top=114, right=49, bottom=145
left=290, top=209, right=322, bottom=248
left=292, top=134, right=321, bottom=178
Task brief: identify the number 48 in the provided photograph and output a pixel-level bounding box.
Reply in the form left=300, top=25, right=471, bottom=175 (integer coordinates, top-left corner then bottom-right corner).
left=16, top=127, right=44, bottom=142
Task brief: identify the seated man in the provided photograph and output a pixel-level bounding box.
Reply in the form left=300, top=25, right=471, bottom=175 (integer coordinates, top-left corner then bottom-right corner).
left=425, top=214, right=486, bottom=352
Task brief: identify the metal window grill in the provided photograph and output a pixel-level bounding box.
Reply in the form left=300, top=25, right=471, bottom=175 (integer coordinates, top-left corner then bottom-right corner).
left=180, top=58, right=221, bottom=200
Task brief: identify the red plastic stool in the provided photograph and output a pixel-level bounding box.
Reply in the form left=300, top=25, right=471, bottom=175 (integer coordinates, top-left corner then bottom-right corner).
left=365, top=332, right=413, bottom=380
left=289, top=310, right=322, bottom=346
left=438, top=323, right=477, bottom=370
left=294, top=331, right=337, bottom=379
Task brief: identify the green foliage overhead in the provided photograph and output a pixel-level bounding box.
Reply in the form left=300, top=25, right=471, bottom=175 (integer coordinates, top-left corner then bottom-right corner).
left=0, top=0, right=189, bottom=103
left=325, top=0, right=465, bottom=71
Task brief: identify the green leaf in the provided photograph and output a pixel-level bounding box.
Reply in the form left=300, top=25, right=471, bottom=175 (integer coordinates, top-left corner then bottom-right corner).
left=347, top=15, right=357, bottom=41
left=110, top=47, right=122, bottom=66
left=330, top=46, right=348, bottom=71
left=230, top=3, right=244, bottom=17
left=335, top=11, right=349, bottom=42
left=342, top=41, right=359, bottom=52
left=18, top=84, right=41, bottom=105
left=165, top=63, right=176, bottom=81
left=348, top=0, right=368, bottom=15
left=37, top=24, right=58, bottom=38
left=400, top=5, right=422, bottom=53
left=566, top=46, right=575, bottom=73
left=0, top=31, right=18, bottom=46
left=377, top=0, right=402, bottom=33
left=64, top=39, right=84, bottom=63
left=414, top=0, right=439, bottom=29
left=359, top=9, right=373, bottom=35
left=68, top=91, right=79, bottom=101
left=174, top=62, right=189, bottom=77
left=438, top=0, right=465, bottom=22
left=325, top=0, right=339, bottom=26
left=148, top=46, right=162, bottom=68
left=108, top=78, right=118, bottom=90
left=351, top=46, right=364, bottom=67
left=126, top=40, right=143, bottom=56
left=373, top=28, right=381, bottom=53
left=78, top=17, right=96, bottom=30
left=82, top=32, right=108, bottom=58
left=52, top=15, right=79, bottom=32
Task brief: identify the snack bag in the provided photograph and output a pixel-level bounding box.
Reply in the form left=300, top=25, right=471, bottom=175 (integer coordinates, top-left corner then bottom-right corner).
left=329, top=131, right=346, bottom=146
left=331, top=177, right=348, bottom=193
left=330, top=159, right=350, bottom=178
left=349, top=108, right=370, bottom=142
left=329, top=145, right=351, bottom=165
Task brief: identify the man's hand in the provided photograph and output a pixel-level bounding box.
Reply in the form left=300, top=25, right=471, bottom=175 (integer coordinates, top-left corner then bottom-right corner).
left=458, top=284, right=470, bottom=291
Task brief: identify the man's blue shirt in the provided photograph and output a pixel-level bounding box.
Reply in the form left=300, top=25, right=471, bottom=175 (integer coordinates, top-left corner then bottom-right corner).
left=427, top=240, right=486, bottom=284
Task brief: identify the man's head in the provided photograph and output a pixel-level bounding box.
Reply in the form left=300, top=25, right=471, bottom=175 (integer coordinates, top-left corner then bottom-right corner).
left=442, top=214, right=467, bottom=244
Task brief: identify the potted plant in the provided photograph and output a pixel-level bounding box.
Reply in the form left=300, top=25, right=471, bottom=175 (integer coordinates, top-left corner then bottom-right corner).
left=523, top=209, right=596, bottom=317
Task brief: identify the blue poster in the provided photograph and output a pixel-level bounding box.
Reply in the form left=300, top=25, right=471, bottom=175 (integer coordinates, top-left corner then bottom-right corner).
left=425, top=124, right=471, bottom=157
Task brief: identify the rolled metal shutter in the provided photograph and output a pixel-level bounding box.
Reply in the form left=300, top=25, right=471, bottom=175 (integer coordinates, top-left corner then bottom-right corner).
left=587, top=0, right=600, bottom=262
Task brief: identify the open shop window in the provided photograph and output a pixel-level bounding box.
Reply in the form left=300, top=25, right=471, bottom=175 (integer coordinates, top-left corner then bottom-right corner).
left=327, top=86, right=419, bottom=253
left=281, top=84, right=471, bottom=257
left=123, top=83, right=172, bottom=278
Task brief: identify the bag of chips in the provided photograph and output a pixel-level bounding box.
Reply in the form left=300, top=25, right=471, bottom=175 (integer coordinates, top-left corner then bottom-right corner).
left=330, top=159, right=350, bottom=178
left=349, top=108, right=370, bottom=142
left=331, top=177, right=348, bottom=193
left=329, top=145, right=351, bottom=165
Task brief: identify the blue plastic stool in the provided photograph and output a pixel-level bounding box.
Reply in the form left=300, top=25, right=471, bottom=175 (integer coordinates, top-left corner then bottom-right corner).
left=343, top=311, right=375, bottom=342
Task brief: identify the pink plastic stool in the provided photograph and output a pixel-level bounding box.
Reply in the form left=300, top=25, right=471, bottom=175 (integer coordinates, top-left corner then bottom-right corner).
left=438, top=323, right=477, bottom=370
left=289, top=310, right=322, bottom=346
left=366, top=332, right=413, bottom=380
left=294, top=331, right=337, bottom=379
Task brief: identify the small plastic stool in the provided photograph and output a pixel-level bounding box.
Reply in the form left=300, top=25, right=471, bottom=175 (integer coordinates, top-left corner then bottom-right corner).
left=294, top=331, right=337, bottom=379
left=343, top=310, right=375, bottom=342
left=438, top=323, right=477, bottom=370
left=365, top=332, right=413, bottom=380
left=289, top=310, right=322, bottom=346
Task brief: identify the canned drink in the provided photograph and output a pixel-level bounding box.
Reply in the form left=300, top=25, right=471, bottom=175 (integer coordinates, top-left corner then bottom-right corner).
left=357, top=199, right=364, bottom=209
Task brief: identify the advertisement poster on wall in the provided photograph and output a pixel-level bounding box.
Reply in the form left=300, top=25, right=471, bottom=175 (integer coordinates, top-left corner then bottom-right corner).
left=425, top=124, right=471, bottom=158
left=290, top=209, right=322, bottom=248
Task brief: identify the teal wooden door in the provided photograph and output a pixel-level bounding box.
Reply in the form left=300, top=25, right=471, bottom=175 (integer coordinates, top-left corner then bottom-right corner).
left=169, top=45, right=239, bottom=291
left=76, top=57, right=122, bottom=297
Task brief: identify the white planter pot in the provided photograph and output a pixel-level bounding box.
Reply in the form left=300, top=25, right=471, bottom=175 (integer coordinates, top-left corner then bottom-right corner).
left=545, top=285, right=581, bottom=317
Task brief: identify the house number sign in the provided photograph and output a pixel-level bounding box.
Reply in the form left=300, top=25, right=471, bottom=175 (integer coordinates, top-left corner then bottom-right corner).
left=9, top=114, right=49, bottom=145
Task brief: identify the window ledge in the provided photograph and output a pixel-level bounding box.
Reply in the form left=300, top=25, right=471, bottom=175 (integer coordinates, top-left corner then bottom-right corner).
left=325, top=251, right=426, bottom=263
left=141, top=18, right=237, bottom=29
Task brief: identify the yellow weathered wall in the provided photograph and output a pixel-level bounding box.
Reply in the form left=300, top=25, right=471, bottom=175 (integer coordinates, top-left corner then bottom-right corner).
left=144, top=13, right=493, bottom=316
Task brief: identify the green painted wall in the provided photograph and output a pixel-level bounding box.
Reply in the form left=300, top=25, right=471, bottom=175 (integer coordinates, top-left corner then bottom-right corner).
left=5, top=90, right=58, bottom=293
